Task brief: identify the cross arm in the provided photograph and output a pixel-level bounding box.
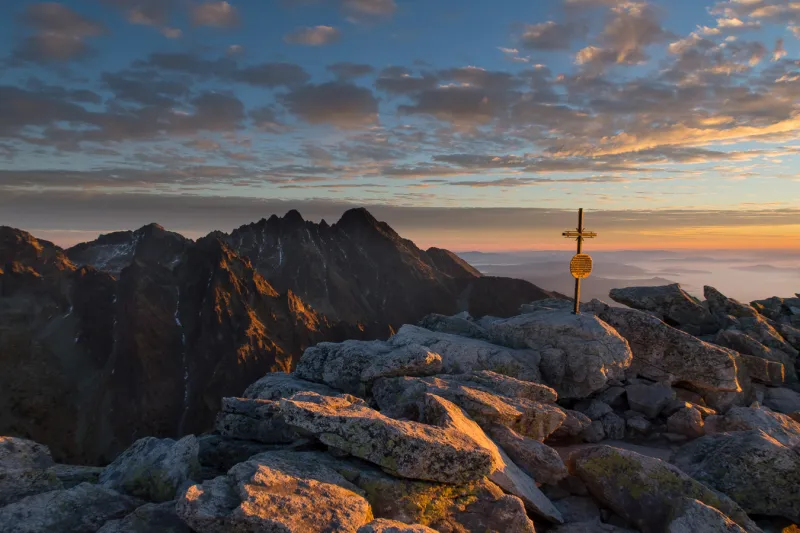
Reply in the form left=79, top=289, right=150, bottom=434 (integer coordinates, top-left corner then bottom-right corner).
left=562, top=231, right=598, bottom=238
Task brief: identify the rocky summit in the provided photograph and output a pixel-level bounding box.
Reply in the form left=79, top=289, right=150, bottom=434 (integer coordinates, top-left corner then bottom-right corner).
left=1, top=281, right=799, bottom=532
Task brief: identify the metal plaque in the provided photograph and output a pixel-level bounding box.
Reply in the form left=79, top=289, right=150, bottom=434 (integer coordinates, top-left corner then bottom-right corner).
left=570, top=254, right=593, bottom=279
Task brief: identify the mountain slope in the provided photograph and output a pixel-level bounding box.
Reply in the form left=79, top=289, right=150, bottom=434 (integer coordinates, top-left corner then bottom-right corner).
left=0, top=227, right=338, bottom=464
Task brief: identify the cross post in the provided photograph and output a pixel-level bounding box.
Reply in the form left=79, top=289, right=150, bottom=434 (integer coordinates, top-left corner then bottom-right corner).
left=562, top=208, right=598, bottom=314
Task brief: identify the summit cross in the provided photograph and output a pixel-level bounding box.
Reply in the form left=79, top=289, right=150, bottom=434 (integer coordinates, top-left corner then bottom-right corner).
left=562, top=208, right=598, bottom=315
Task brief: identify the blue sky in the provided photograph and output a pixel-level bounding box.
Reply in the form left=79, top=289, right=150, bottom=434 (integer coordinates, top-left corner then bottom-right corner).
left=0, top=0, right=799, bottom=249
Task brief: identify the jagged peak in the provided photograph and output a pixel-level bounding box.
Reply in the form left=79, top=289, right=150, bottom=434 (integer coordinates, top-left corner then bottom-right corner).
left=283, top=209, right=305, bottom=226
left=337, top=207, right=379, bottom=228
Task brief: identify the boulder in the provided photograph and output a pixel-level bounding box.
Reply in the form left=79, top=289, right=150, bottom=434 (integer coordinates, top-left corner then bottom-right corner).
left=598, top=307, right=740, bottom=392
left=666, top=407, right=705, bottom=438
left=736, top=354, right=785, bottom=387
left=488, top=310, right=633, bottom=399
left=626, top=416, right=652, bottom=435
left=177, top=451, right=373, bottom=533
left=597, top=386, right=627, bottom=409
left=49, top=464, right=105, bottom=488
left=764, top=388, right=800, bottom=414
left=372, top=375, right=566, bottom=441
left=569, top=445, right=759, bottom=533
left=0, top=483, right=141, bottom=533
left=354, top=468, right=536, bottom=533
left=673, top=430, right=800, bottom=523
left=242, top=371, right=338, bottom=400
left=668, top=499, right=747, bottom=533
left=550, top=522, right=637, bottom=533
left=576, top=400, right=613, bottom=420
left=488, top=424, right=569, bottom=485
left=550, top=410, right=593, bottom=441
left=214, top=397, right=302, bottom=444
left=196, top=434, right=298, bottom=476
left=97, top=501, right=191, bottom=533
left=608, top=284, right=718, bottom=335
left=704, top=405, right=800, bottom=446
left=581, top=421, right=606, bottom=443
left=99, top=436, right=200, bottom=503
left=0, top=436, right=62, bottom=506
left=280, top=392, right=494, bottom=484
left=417, top=313, right=491, bottom=340
left=452, top=370, right=558, bottom=402
left=600, top=413, right=626, bottom=440
left=554, top=495, right=602, bottom=523
left=389, top=325, right=542, bottom=382
left=295, top=339, right=442, bottom=396
left=358, top=519, right=438, bottom=533
left=626, top=382, right=676, bottom=419
left=420, top=393, right=563, bottom=523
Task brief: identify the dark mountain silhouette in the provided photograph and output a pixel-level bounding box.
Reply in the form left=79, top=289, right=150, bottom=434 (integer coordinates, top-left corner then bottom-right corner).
left=0, top=208, right=557, bottom=464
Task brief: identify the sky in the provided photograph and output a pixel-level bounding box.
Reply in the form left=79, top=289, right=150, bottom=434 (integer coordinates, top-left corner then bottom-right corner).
left=0, top=0, right=799, bottom=252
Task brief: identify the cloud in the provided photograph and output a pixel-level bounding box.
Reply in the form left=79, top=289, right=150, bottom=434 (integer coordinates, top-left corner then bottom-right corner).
left=191, top=1, right=239, bottom=28
left=285, top=26, right=341, bottom=45
left=520, top=21, right=585, bottom=50
left=773, top=38, right=787, bottom=61
left=576, top=2, right=671, bottom=69
left=375, top=69, right=438, bottom=94
left=398, top=86, right=508, bottom=125
left=341, top=0, right=396, bottom=16
left=101, top=0, right=182, bottom=36
left=279, top=82, right=379, bottom=128
left=437, top=66, right=522, bottom=92
left=327, top=62, right=374, bottom=80
left=233, top=62, right=311, bottom=87
left=12, top=3, right=106, bottom=63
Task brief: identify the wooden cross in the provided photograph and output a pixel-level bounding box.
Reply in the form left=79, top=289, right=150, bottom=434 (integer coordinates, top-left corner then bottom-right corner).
left=562, top=208, right=597, bottom=314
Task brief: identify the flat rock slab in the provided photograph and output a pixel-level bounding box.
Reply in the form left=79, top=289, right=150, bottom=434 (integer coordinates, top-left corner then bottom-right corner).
left=373, top=375, right=565, bottom=441
left=597, top=307, right=739, bottom=392
left=177, top=451, right=373, bottom=533
left=569, top=445, right=759, bottom=533
left=609, top=284, right=717, bottom=335
left=488, top=310, right=632, bottom=399
left=705, top=406, right=800, bottom=446
left=242, top=371, right=338, bottom=400
left=215, top=397, right=302, bottom=444
left=99, top=435, right=200, bottom=503
left=280, top=392, right=494, bottom=484
left=0, top=482, right=142, bottom=533
left=673, top=430, right=800, bottom=523
left=489, top=423, right=568, bottom=485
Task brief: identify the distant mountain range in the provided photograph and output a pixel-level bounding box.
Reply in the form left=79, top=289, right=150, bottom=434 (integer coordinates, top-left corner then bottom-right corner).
left=0, top=208, right=558, bottom=464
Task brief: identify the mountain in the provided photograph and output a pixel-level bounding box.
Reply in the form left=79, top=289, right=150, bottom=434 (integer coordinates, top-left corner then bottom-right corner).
left=0, top=226, right=342, bottom=464
left=0, top=208, right=557, bottom=464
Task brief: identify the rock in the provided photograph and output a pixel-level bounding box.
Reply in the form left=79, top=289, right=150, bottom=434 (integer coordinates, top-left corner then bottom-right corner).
left=626, top=382, right=676, bottom=418
left=597, top=386, right=627, bottom=409
left=550, top=410, right=593, bottom=441
left=295, top=339, right=443, bottom=396
left=49, top=464, right=104, bottom=488
left=196, top=435, right=300, bottom=476
left=453, top=370, right=558, bottom=402
left=751, top=296, right=800, bottom=325
left=597, top=307, right=740, bottom=391
left=389, top=324, right=542, bottom=382
left=577, top=400, right=613, bottom=420
left=704, top=406, right=800, bottom=445
left=351, top=467, right=536, bottom=533
left=668, top=499, right=747, bottom=533
left=674, top=430, right=800, bottom=523
left=214, top=397, right=302, bottom=444
left=666, top=407, right=705, bottom=438
left=581, top=421, right=606, bottom=443
left=358, top=519, right=438, bottom=533
left=764, top=388, right=800, bottom=414
left=97, top=501, right=191, bottom=533
left=280, top=392, right=494, bottom=484
left=550, top=521, right=638, bottom=533
left=608, top=284, right=718, bottom=335
left=372, top=375, right=566, bottom=441
left=488, top=310, right=633, bottom=399
left=0, top=436, right=62, bottom=506
left=177, top=451, right=373, bottom=533
left=626, top=416, right=652, bottom=435
left=417, top=313, right=490, bottom=340
left=715, top=330, right=786, bottom=365
left=554, top=495, right=602, bottom=523
left=0, top=482, right=141, bottom=533
left=420, top=393, right=563, bottom=523
left=600, top=413, right=626, bottom=440
left=488, top=424, right=569, bottom=485
left=569, top=445, right=759, bottom=533
left=662, top=400, right=716, bottom=419
left=99, top=436, right=200, bottom=503
left=242, top=371, right=338, bottom=400
left=736, top=353, right=786, bottom=386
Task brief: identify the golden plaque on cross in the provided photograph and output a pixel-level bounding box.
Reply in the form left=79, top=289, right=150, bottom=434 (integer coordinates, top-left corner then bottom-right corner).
left=570, top=253, right=593, bottom=279
left=562, top=208, right=598, bottom=314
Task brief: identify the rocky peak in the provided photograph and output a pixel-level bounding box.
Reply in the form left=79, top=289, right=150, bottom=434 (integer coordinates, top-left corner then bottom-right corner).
left=425, top=247, right=482, bottom=279
left=0, top=226, right=74, bottom=275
